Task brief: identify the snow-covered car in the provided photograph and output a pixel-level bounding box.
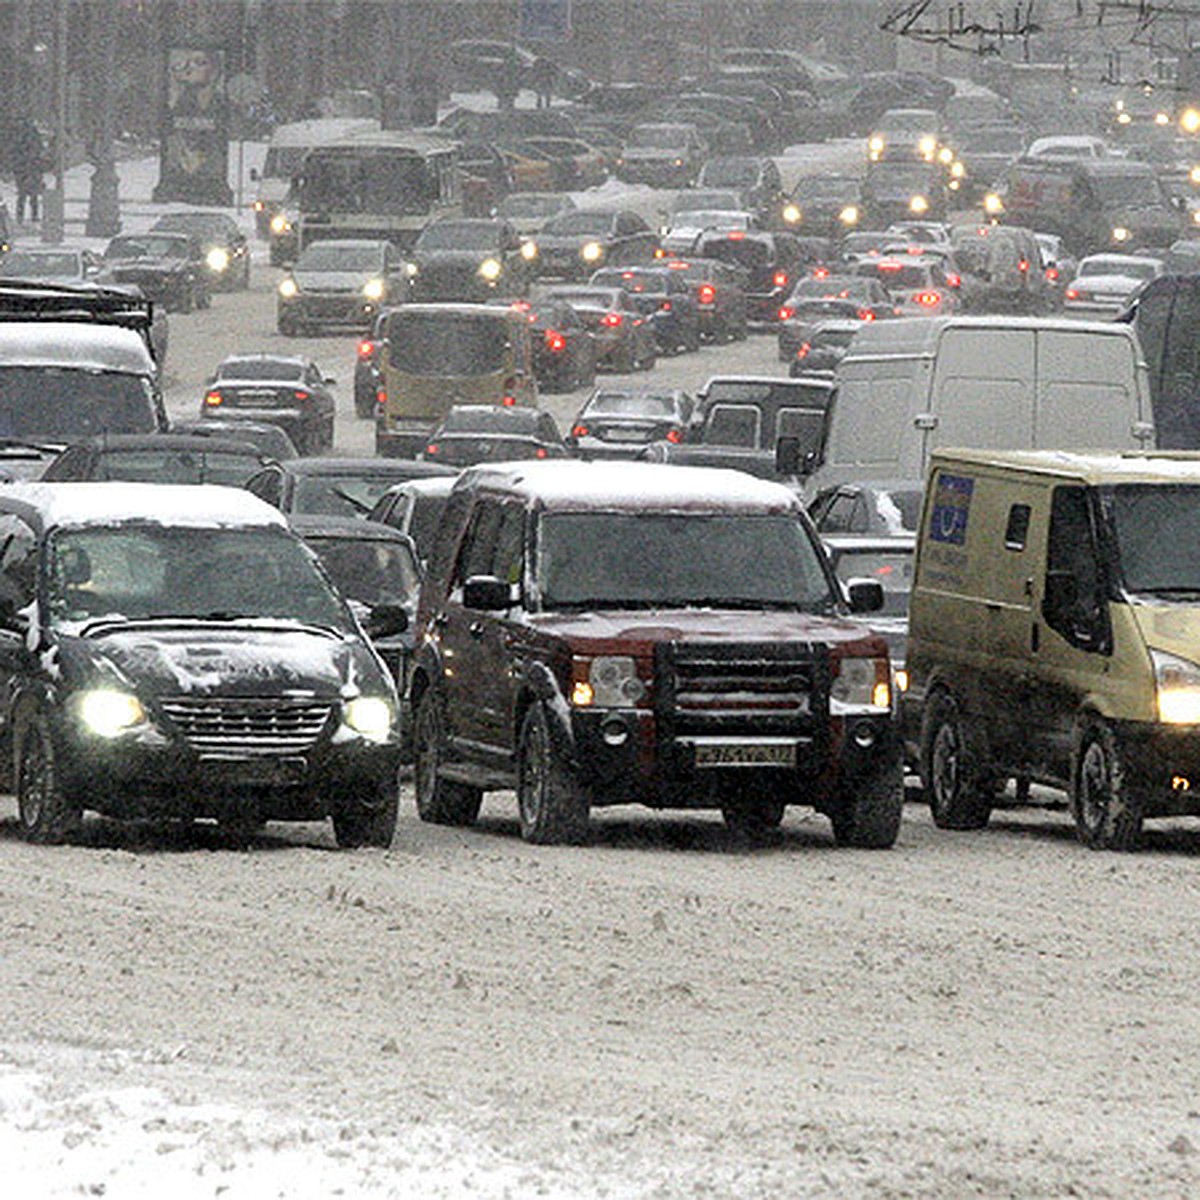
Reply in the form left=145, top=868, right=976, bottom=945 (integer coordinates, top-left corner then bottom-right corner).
left=1063, top=253, right=1164, bottom=314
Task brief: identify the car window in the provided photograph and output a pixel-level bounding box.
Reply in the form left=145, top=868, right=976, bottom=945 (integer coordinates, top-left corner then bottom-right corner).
left=820, top=492, right=860, bottom=533
left=457, top=502, right=505, bottom=584
left=0, top=513, right=38, bottom=610
left=704, top=404, right=760, bottom=448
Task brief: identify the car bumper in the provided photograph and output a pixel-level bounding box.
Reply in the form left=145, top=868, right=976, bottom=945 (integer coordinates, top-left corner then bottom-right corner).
left=279, top=294, right=378, bottom=327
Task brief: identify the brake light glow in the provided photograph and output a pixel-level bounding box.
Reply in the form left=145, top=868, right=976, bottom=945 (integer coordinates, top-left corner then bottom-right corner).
left=426, top=443, right=439, bottom=455
left=357, top=339, right=375, bottom=358
left=773, top=270, right=788, bottom=288
left=204, top=390, right=223, bottom=407
left=1065, top=287, right=1079, bottom=300
left=778, top=305, right=794, bottom=321
left=812, top=266, right=829, bottom=279
left=1046, top=267, right=1060, bottom=282
left=376, top=387, right=386, bottom=407
left=659, top=299, right=672, bottom=311
left=601, top=311, right=623, bottom=327
left=945, top=272, right=961, bottom=288
left=665, top=427, right=683, bottom=443
left=698, top=284, right=716, bottom=304
left=544, top=329, right=566, bottom=352
left=727, top=230, right=746, bottom=240
left=293, top=390, right=309, bottom=401
left=502, top=394, right=516, bottom=406
left=536, top=447, right=548, bottom=458
left=571, top=424, right=589, bottom=438
left=510, top=298, right=531, bottom=312
left=878, top=260, right=903, bottom=272
left=1018, top=258, right=1030, bottom=273
left=914, top=291, right=941, bottom=307
left=666, top=260, right=689, bottom=270
left=796, top=343, right=811, bottom=359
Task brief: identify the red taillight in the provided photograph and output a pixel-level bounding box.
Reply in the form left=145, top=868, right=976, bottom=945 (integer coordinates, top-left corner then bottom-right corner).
left=659, top=299, right=672, bottom=311
left=511, top=298, right=531, bottom=312
left=795, top=343, right=811, bottom=359
left=571, top=423, right=589, bottom=438
left=375, top=387, right=387, bottom=407
left=535, top=447, right=548, bottom=458
left=857, top=308, right=874, bottom=321
left=665, top=427, right=683, bottom=443
left=544, top=329, right=566, bottom=352
left=812, top=266, right=829, bottom=279
left=1065, top=287, right=1079, bottom=300
left=204, top=390, right=223, bottom=407
left=357, top=339, right=375, bottom=358
left=727, top=230, right=746, bottom=241
left=698, top=284, right=716, bottom=304
left=294, top=390, right=309, bottom=401
left=502, top=394, right=516, bottom=406
left=426, top=443, right=439, bottom=455
left=945, top=272, right=961, bottom=288
left=666, top=260, right=688, bottom=270
left=621, top=270, right=635, bottom=279
left=1046, top=267, right=1060, bottom=282
left=601, top=311, right=623, bottom=327
left=1018, top=258, right=1030, bottom=273
left=778, top=305, right=794, bottom=321
left=914, top=291, right=941, bottom=307
left=878, top=260, right=903, bottom=272
left=773, top=270, right=788, bottom=288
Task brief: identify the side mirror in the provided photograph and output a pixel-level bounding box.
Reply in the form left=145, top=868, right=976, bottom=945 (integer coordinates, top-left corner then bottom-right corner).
left=775, top=435, right=800, bottom=476
left=324, top=376, right=338, bottom=386
left=1042, top=569, right=1078, bottom=624
left=366, top=602, right=409, bottom=639
left=462, top=575, right=512, bottom=611
left=847, top=578, right=884, bottom=614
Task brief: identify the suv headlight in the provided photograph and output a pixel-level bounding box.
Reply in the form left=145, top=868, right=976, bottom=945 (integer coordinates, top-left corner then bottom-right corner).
left=270, top=213, right=292, bottom=235
left=362, top=278, right=386, bottom=301
left=76, top=689, right=147, bottom=738
left=581, top=240, right=604, bottom=262
left=830, top=656, right=891, bottom=713
left=478, top=257, right=503, bottom=281
left=519, top=239, right=538, bottom=260
left=278, top=277, right=298, bottom=299
left=1153, top=650, right=1200, bottom=724
left=782, top=202, right=801, bottom=224
left=343, top=696, right=393, bottom=741
left=571, top=656, right=646, bottom=707
left=839, top=204, right=859, bottom=225
left=206, top=247, right=229, bottom=273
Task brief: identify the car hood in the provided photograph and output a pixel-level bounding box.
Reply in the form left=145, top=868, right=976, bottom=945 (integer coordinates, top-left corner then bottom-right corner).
left=526, top=607, right=884, bottom=652
left=622, top=148, right=684, bottom=162
left=416, top=249, right=498, bottom=268
left=58, top=621, right=387, bottom=699
left=293, top=269, right=370, bottom=290
left=539, top=233, right=606, bottom=251
left=104, top=258, right=187, bottom=274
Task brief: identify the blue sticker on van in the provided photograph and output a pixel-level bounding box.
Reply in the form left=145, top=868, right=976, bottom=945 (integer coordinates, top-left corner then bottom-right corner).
left=930, top=473, right=973, bottom=545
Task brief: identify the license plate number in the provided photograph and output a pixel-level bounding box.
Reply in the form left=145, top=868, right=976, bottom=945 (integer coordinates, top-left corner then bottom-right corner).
left=694, top=743, right=796, bottom=768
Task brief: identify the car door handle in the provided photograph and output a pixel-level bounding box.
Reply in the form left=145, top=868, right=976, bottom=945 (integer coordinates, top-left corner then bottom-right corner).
left=468, top=621, right=485, bottom=638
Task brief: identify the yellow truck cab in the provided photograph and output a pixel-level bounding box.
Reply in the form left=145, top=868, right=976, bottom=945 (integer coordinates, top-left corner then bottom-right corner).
left=374, top=303, right=537, bottom=458
left=905, top=448, right=1200, bottom=849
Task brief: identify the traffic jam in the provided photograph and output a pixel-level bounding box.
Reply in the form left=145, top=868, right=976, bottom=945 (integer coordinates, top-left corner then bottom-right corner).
left=6, top=24, right=1200, bottom=856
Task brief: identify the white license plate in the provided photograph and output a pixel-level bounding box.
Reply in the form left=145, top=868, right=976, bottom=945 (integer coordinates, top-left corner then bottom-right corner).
left=604, top=428, right=651, bottom=442
left=694, top=743, right=796, bottom=768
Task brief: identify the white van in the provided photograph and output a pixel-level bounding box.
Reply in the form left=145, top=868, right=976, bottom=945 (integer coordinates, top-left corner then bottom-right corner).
left=811, top=316, right=1153, bottom=490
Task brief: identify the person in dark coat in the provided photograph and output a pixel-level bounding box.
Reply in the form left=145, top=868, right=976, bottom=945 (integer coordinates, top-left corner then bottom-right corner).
left=12, top=116, right=46, bottom=224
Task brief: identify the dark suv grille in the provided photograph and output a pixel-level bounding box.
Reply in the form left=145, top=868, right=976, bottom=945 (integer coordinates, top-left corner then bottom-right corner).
left=159, top=697, right=333, bottom=755
left=654, top=641, right=828, bottom=740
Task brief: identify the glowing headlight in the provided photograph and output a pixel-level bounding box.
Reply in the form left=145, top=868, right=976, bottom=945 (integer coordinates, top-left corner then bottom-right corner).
left=839, top=204, right=859, bottom=226
left=519, top=239, right=538, bottom=260
left=950, top=160, right=965, bottom=178
left=909, top=194, right=929, bottom=214
left=1156, top=111, right=1171, bottom=126
left=830, top=657, right=891, bottom=713
left=919, top=136, right=937, bottom=160
left=983, top=192, right=1004, bottom=216
left=278, top=277, right=298, bottom=299
left=1190, top=166, right=1200, bottom=186
left=478, top=257, right=503, bottom=281
left=206, top=247, right=229, bottom=273
left=405, top=261, right=419, bottom=277
left=867, top=135, right=885, bottom=159
left=581, top=240, right=604, bottom=262
left=77, top=689, right=146, bottom=738
left=782, top=202, right=802, bottom=224
left=938, top=145, right=954, bottom=164
left=1192, top=208, right=1200, bottom=226
left=1154, top=650, right=1200, bottom=724
left=362, top=277, right=386, bottom=300
left=270, top=213, right=292, bottom=235
left=572, top=655, right=646, bottom=707
left=1116, top=111, right=1132, bottom=126
left=1112, top=225, right=1131, bottom=243
left=343, top=696, right=393, bottom=741
left=1183, top=108, right=1200, bottom=134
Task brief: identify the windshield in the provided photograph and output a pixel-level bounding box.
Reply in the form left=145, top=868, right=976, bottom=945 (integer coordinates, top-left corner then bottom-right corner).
left=584, top=392, right=675, bottom=415
left=0, top=252, right=80, bottom=277
left=308, top=536, right=419, bottom=608
left=499, top=195, right=564, bottom=218
left=301, top=152, right=433, bottom=214
left=153, top=215, right=222, bottom=238
left=700, top=160, right=759, bottom=187
left=106, top=236, right=188, bottom=261
left=295, top=244, right=381, bottom=272
left=1089, top=174, right=1164, bottom=208
left=592, top=270, right=666, bottom=293
left=698, top=238, right=770, bottom=269
left=293, top=473, right=412, bottom=516
left=832, top=549, right=912, bottom=616
left=670, top=211, right=747, bottom=231
left=796, top=177, right=858, bottom=200
left=1079, top=258, right=1159, bottom=281
left=626, top=127, right=687, bottom=149
left=671, top=191, right=741, bottom=213
left=1108, top=484, right=1200, bottom=593
left=47, top=526, right=348, bottom=629
left=861, top=262, right=929, bottom=288
left=538, top=513, right=835, bottom=610
left=0, top=368, right=155, bottom=438
left=387, top=312, right=510, bottom=375
left=543, top=212, right=611, bottom=236
left=217, top=358, right=304, bottom=382
left=417, top=223, right=503, bottom=252
left=90, top=448, right=260, bottom=486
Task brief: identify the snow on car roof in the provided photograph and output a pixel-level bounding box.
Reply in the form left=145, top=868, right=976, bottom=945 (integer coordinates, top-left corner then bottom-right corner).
left=0, top=482, right=286, bottom=530
left=454, top=461, right=802, bottom=512
left=0, top=322, right=155, bottom=373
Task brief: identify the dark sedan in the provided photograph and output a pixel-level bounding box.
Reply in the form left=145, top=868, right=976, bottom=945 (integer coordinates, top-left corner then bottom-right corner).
left=515, top=297, right=596, bottom=392
left=692, top=229, right=808, bottom=324
left=151, top=210, right=251, bottom=291
left=411, top=218, right=538, bottom=302
left=422, top=404, right=566, bottom=467
left=170, top=417, right=298, bottom=460
left=201, top=354, right=336, bottom=455
left=277, top=239, right=411, bottom=335
left=566, top=387, right=693, bottom=459
left=536, top=208, right=658, bottom=280
left=589, top=266, right=702, bottom=354
left=245, top=457, right=456, bottom=518
left=98, top=232, right=210, bottom=312
left=41, top=433, right=270, bottom=486
left=533, top=284, right=656, bottom=372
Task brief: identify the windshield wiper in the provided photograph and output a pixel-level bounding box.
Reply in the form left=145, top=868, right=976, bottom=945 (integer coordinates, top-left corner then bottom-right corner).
left=330, top=485, right=371, bottom=515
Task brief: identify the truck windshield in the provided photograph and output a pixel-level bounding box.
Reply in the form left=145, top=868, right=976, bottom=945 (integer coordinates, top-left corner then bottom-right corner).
left=0, top=368, right=155, bottom=438
left=47, top=526, right=350, bottom=630
left=301, top=153, right=431, bottom=215
left=387, top=313, right=510, bottom=375
left=537, top=513, right=835, bottom=610
left=1108, top=484, right=1200, bottom=594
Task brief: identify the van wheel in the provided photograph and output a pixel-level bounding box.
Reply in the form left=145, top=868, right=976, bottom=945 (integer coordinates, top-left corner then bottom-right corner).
left=332, top=780, right=399, bottom=848
left=16, top=714, right=81, bottom=844
left=517, top=705, right=589, bottom=845
left=830, top=765, right=904, bottom=848
left=413, top=692, right=481, bottom=826
left=721, top=798, right=786, bottom=839
left=1071, top=719, right=1143, bottom=850
left=920, top=691, right=993, bottom=830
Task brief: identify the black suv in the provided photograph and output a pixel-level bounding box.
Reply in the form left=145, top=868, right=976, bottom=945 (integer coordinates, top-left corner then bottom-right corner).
left=0, top=482, right=403, bottom=846
left=409, top=461, right=902, bottom=846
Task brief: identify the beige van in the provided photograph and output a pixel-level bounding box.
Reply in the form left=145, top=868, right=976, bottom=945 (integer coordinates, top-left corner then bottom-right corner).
left=904, top=448, right=1200, bottom=849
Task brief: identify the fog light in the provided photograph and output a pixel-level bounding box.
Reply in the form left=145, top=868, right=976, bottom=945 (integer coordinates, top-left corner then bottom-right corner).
left=853, top=721, right=877, bottom=749
left=600, top=717, right=629, bottom=747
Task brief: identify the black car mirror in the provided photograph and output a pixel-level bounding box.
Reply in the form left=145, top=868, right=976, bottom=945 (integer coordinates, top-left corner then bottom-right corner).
left=846, top=578, right=884, bottom=614
left=366, top=603, right=409, bottom=639
left=324, top=376, right=337, bottom=386
left=463, top=575, right=511, bottom=610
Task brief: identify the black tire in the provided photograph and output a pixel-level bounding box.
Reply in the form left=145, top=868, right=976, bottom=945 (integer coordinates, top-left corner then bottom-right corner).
left=721, top=797, right=786, bottom=839
left=332, top=780, right=399, bottom=848
left=830, top=765, right=904, bottom=848
left=1071, top=718, right=1143, bottom=850
left=16, top=715, right=81, bottom=845
left=177, top=287, right=194, bottom=315
left=920, top=690, right=993, bottom=830
left=517, top=704, right=589, bottom=845
left=412, top=690, right=482, bottom=826
left=197, top=286, right=211, bottom=310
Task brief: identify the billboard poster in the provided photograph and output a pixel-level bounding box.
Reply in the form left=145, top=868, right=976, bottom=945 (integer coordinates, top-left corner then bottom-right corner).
left=153, top=46, right=233, bottom=205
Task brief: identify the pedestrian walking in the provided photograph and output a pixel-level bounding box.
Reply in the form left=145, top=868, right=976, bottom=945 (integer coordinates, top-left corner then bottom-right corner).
left=11, top=116, right=46, bottom=224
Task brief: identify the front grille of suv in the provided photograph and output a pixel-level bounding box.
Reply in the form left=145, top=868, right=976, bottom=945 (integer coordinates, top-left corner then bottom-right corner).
left=158, top=697, right=334, bottom=755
